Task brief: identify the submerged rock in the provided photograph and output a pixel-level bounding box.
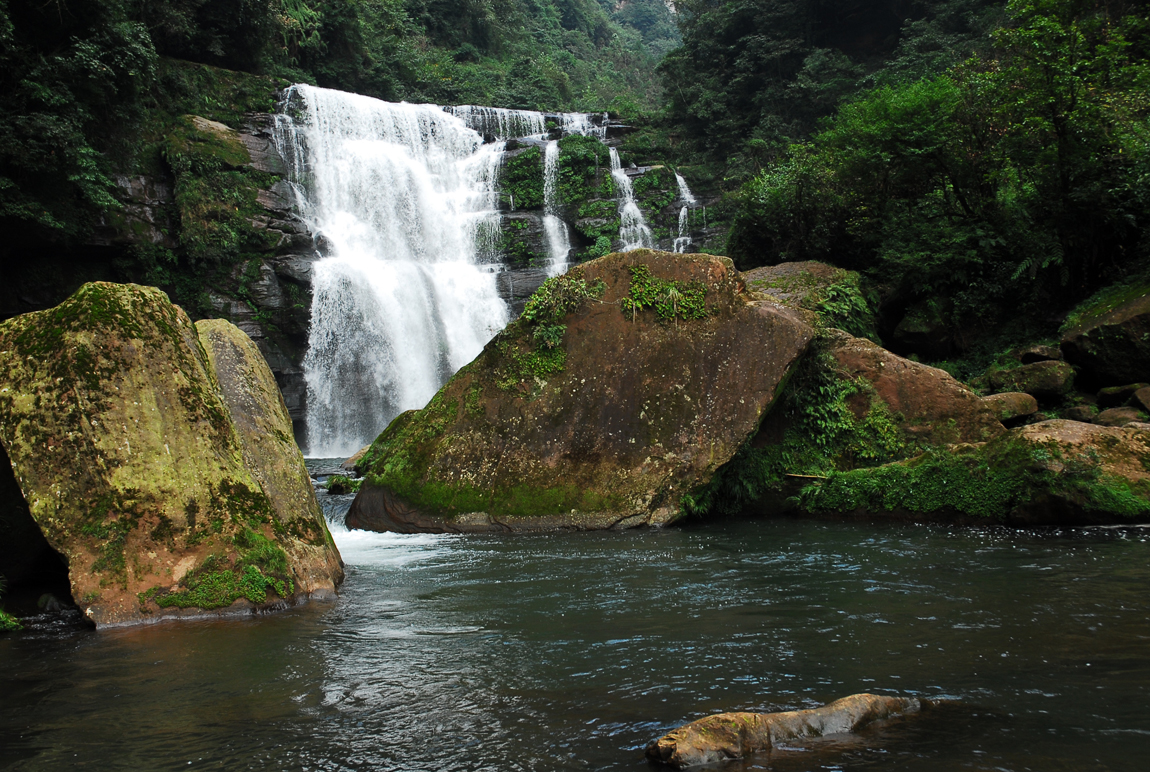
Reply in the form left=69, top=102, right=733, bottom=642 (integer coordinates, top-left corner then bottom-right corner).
left=0, top=283, right=343, bottom=626
left=645, top=693, right=925, bottom=769
left=348, top=250, right=815, bottom=533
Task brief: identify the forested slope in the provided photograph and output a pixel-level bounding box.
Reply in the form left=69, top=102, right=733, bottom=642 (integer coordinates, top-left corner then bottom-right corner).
left=0, top=0, right=673, bottom=253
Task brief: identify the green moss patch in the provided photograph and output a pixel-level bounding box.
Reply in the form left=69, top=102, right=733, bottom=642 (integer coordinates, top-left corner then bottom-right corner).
left=800, top=438, right=1150, bottom=521
left=141, top=527, right=293, bottom=611
left=1061, top=274, right=1150, bottom=334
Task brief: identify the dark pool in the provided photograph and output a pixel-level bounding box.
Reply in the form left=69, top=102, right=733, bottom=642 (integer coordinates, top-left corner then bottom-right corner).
left=2, top=501, right=1149, bottom=771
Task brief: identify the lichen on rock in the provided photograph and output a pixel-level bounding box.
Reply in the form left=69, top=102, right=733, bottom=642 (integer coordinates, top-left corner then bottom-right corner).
left=0, top=282, right=342, bottom=626
left=347, top=250, right=815, bottom=533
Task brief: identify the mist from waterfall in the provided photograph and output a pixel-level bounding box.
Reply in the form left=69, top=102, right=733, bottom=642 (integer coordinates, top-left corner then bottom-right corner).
left=673, top=172, right=697, bottom=253
left=275, top=84, right=510, bottom=457
left=542, top=141, right=571, bottom=276
left=609, top=147, right=654, bottom=251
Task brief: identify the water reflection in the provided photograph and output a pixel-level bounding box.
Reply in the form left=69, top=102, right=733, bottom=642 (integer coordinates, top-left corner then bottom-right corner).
left=3, top=515, right=1149, bottom=771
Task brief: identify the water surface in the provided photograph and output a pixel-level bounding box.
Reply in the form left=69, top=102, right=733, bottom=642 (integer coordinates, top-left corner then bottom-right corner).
left=3, top=502, right=1149, bottom=771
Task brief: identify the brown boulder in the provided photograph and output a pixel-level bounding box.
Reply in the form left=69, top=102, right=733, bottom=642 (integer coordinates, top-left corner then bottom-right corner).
left=1061, top=283, right=1150, bottom=385
left=982, top=392, right=1038, bottom=423
left=989, top=361, right=1075, bottom=400
left=1096, top=406, right=1146, bottom=427
left=645, top=694, right=924, bottom=769
left=1063, top=404, right=1097, bottom=423
left=824, top=331, right=1005, bottom=447
left=1132, top=387, right=1150, bottom=413
left=1097, top=383, right=1148, bottom=407
left=1019, top=345, right=1062, bottom=364
left=348, top=251, right=815, bottom=533
left=341, top=444, right=370, bottom=473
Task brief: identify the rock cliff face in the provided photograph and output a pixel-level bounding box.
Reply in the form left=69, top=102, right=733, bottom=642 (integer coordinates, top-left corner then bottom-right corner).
left=347, top=250, right=815, bottom=532
left=0, top=282, right=342, bottom=626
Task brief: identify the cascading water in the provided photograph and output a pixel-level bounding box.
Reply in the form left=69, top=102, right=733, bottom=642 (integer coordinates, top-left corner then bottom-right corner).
left=609, top=147, right=654, bottom=251
left=446, top=105, right=546, bottom=140
left=275, top=84, right=510, bottom=457
left=542, top=141, right=571, bottom=276
left=673, top=172, right=697, bottom=253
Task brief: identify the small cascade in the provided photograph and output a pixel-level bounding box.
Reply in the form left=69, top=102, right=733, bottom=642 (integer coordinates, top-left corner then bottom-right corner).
left=446, top=105, right=546, bottom=141
left=560, top=112, right=608, bottom=140
left=542, top=141, right=571, bottom=276
left=673, top=172, right=698, bottom=253
left=275, top=84, right=510, bottom=457
left=609, top=147, right=654, bottom=251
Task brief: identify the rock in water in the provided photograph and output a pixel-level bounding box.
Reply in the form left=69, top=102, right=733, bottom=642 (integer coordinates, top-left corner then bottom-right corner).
left=0, top=283, right=343, bottom=626
left=645, top=693, right=924, bottom=768
left=348, top=250, right=815, bottom=533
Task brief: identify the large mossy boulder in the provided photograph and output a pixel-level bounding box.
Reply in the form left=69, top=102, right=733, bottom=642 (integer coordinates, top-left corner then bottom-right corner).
left=0, top=283, right=343, bottom=626
left=347, top=250, right=815, bottom=533
left=799, top=420, right=1150, bottom=524
left=1061, top=279, right=1150, bottom=386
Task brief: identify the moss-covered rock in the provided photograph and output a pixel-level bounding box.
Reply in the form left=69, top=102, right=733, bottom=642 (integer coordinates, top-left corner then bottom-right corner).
left=1061, top=281, right=1150, bottom=387
left=742, top=261, right=876, bottom=339
left=989, top=360, right=1075, bottom=401
left=687, top=329, right=1005, bottom=518
left=0, top=282, right=342, bottom=626
left=799, top=420, right=1150, bottom=524
left=982, top=392, right=1039, bottom=423
left=346, top=250, right=815, bottom=533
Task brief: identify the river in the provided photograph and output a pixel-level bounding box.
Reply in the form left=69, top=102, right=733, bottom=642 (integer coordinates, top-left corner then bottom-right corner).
left=2, top=490, right=1149, bottom=771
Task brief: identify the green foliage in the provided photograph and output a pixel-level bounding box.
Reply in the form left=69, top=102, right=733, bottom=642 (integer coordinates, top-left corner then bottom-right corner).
left=521, top=272, right=606, bottom=324
left=500, top=147, right=544, bottom=209
left=0, top=575, right=20, bottom=632
left=0, top=0, right=157, bottom=241
left=620, top=264, right=708, bottom=322
left=660, top=0, right=1002, bottom=175
left=730, top=0, right=1150, bottom=341
left=325, top=475, right=362, bottom=494
left=493, top=269, right=605, bottom=389
left=557, top=134, right=610, bottom=211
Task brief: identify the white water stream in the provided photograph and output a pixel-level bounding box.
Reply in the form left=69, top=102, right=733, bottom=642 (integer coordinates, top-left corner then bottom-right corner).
left=673, top=172, right=697, bottom=253
left=609, top=147, right=654, bottom=251
left=542, top=141, right=572, bottom=276
left=274, top=85, right=510, bottom=457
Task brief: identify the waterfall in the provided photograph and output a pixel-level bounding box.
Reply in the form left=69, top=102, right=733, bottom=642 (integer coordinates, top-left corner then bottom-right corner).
left=275, top=84, right=510, bottom=457
left=542, top=141, right=571, bottom=276
left=673, top=172, right=698, bottom=253
left=561, top=112, right=608, bottom=140
left=609, top=148, right=654, bottom=251
left=446, top=105, right=546, bottom=141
